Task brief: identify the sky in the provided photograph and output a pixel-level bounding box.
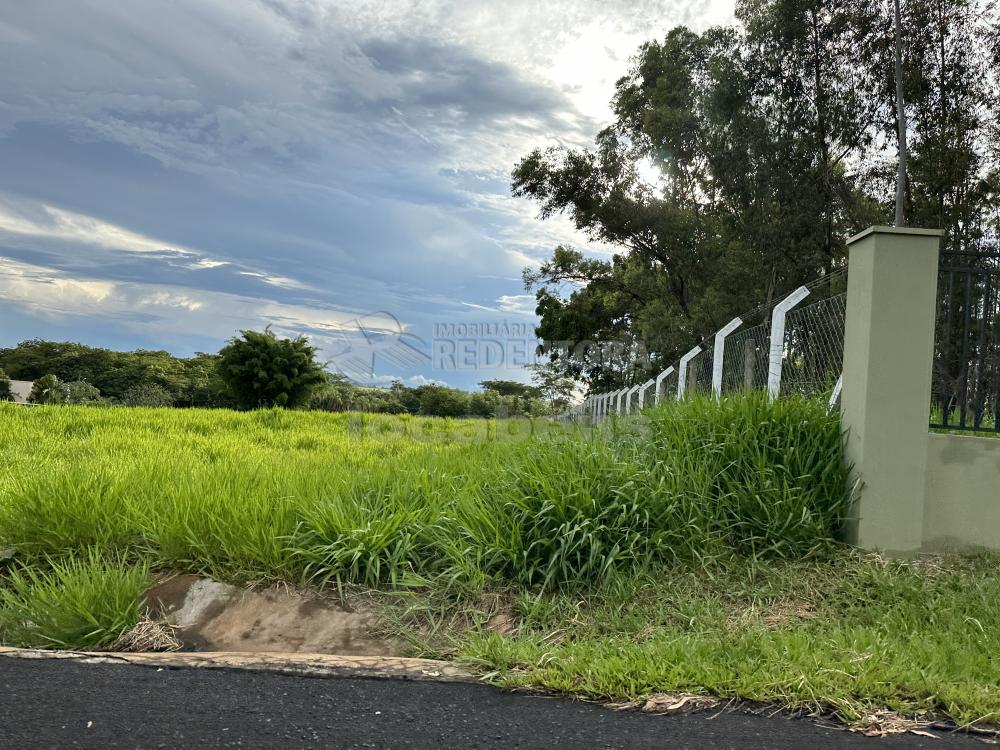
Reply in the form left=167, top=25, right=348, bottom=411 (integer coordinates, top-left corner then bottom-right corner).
left=0, top=0, right=733, bottom=389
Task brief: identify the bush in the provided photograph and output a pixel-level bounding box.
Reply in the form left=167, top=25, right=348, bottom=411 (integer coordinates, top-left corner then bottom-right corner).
left=63, top=380, right=103, bottom=405
left=217, top=329, right=325, bottom=409
left=0, top=368, right=12, bottom=402
left=644, top=392, right=849, bottom=557
left=122, top=383, right=175, bottom=407
left=418, top=385, right=470, bottom=417
left=28, top=374, right=64, bottom=405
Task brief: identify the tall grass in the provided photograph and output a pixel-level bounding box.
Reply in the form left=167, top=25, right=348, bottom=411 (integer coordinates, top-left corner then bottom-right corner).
left=0, top=548, right=147, bottom=649
left=0, top=395, right=848, bottom=594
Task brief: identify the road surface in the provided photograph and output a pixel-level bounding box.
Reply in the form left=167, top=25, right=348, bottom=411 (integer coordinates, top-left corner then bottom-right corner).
left=0, top=657, right=984, bottom=749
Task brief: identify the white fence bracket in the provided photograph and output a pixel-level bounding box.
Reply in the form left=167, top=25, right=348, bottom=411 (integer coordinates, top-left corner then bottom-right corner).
left=624, top=384, right=641, bottom=413
left=767, top=286, right=810, bottom=400
left=654, top=366, right=675, bottom=404
left=712, top=317, right=743, bottom=396
left=677, top=346, right=702, bottom=398
left=638, top=378, right=655, bottom=409
left=828, top=373, right=844, bottom=412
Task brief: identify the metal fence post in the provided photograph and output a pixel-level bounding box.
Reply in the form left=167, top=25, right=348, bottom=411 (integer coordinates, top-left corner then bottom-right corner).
left=767, top=286, right=810, bottom=400
left=638, top=378, right=655, bottom=409
left=615, top=388, right=625, bottom=415
left=655, top=366, right=675, bottom=404
left=712, top=317, right=742, bottom=396
left=677, top=347, right=702, bottom=398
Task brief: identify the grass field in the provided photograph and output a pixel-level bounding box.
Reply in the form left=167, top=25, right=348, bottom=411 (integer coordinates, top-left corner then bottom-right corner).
left=0, top=395, right=848, bottom=587
left=1, top=396, right=998, bottom=729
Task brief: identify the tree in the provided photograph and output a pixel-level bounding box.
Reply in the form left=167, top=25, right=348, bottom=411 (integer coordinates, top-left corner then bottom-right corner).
left=28, top=374, right=65, bottom=405
left=478, top=379, right=544, bottom=399
left=122, top=383, right=174, bottom=407
left=390, top=380, right=422, bottom=414
left=417, top=385, right=470, bottom=417
left=893, top=0, right=909, bottom=225
left=0, top=368, right=12, bottom=402
left=512, top=1, right=994, bottom=392
left=309, top=373, right=358, bottom=411
left=63, top=380, right=103, bottom=405
left=513, top=19, right=871, bottom=389
left=217, top=329, right=325, bottom=409
left=0, top=340, right=232, bottom=406
left=529, top=362, right=577, bottom=411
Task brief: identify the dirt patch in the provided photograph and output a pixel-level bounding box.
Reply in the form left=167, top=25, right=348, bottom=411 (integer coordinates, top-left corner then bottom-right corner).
left=144, top=575, right=405, bottom=656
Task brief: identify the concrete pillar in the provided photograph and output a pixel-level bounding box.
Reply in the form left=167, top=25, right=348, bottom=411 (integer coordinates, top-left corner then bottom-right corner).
left=841, top=226, right=942, bottom=553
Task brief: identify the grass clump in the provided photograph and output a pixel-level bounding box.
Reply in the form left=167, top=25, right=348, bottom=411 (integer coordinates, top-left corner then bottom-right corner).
left=644, top=392, right=849, bottom=558
left=0, top=548, right=147, bottom=650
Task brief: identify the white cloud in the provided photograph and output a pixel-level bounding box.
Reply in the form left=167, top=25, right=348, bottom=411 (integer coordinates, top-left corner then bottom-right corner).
left=0, top=197, right=200, bottom=258
left=368, top=373, right=446, bottom=387
left=238, top=271, right=314, bottom=291
left=497, top=294, right=537, bottom=315
left=0, top=255, right=401, bottom=350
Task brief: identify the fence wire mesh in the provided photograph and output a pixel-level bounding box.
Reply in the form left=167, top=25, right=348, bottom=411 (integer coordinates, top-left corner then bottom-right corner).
left=588, top=267, right=848, bottom=419
left=779, top=293, right=847, bottom=397
left=687, top=347, right=714, bottom=395
left=657, top=368, right=678, bottom=402
left=721, top=322, right=771, bottom=393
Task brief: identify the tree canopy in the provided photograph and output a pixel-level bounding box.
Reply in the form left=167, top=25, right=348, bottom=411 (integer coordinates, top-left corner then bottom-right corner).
left=514, top=0, right=999, bottom=392
left=217, top=329, right=326, bottom=409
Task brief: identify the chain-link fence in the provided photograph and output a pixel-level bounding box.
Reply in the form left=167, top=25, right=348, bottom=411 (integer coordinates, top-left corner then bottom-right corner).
left=657, top=368, right=678, bottom=401
left=720, top=322, right=770, bottom=393
left=585, top=267, right=849, bottom=420
left=779, top=293, right=847, bottom=397
left=687, top=347, right=714, bottom=395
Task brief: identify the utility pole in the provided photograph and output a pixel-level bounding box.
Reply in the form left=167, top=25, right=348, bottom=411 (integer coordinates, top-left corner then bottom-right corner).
left=893, top=0, right=908, bottom=226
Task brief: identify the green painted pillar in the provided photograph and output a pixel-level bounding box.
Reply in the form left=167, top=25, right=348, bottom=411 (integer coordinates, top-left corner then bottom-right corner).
left=841, top=226, right=942, bottom=553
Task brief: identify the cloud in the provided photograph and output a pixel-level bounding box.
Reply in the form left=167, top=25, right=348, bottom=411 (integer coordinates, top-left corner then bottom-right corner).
left=368, top=373, right=447, bottom=387
left=0, top=0, right=729, bottom=388
left=0, top=196, right=201, bottom=258
left=0, top=254, right=405, bottom=359
left=497, top=295, right=538, bottom=315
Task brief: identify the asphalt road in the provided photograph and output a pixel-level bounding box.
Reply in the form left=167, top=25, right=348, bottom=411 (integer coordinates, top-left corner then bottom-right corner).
left=0, top=658, right=986, bottom=749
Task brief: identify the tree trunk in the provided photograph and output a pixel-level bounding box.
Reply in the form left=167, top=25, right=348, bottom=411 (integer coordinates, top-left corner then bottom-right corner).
left=894, top=0, right=909, bottom=226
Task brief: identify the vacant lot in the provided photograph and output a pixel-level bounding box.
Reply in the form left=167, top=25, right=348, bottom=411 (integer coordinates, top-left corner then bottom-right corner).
left=1, top=397, right=998, bottom=729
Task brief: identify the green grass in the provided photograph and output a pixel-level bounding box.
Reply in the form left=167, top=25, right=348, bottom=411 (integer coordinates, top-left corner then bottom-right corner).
left=391, top=552, right=1000, bottom=728
left=3, top=396, right=997, bottom=727
left=0, top=395, right=847, bottom=589
left=0, top=548, right=147, bottom=649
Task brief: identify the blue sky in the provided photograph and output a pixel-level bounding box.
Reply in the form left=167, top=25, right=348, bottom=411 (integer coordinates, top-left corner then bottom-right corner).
left=0, top=0, right=730, bottom=389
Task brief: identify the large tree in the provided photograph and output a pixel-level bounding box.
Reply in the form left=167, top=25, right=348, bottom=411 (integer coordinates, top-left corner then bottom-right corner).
left=514, top=0, right=998, bottom=393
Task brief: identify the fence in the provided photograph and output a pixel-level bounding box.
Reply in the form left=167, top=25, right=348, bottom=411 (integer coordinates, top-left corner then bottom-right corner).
left=583, top=271, right=848, bottom=421
left=571, top=227, right=1000, bottom=556
left=931, top=250, right=1000, bottom=433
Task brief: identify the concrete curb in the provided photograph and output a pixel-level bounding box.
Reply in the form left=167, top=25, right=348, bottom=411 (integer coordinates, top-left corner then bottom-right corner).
left=0, top=646, right=473, bottom=683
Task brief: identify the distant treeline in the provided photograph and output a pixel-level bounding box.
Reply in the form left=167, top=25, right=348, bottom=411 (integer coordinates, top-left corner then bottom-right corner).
left=0, top=339, right=553, bottom=417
